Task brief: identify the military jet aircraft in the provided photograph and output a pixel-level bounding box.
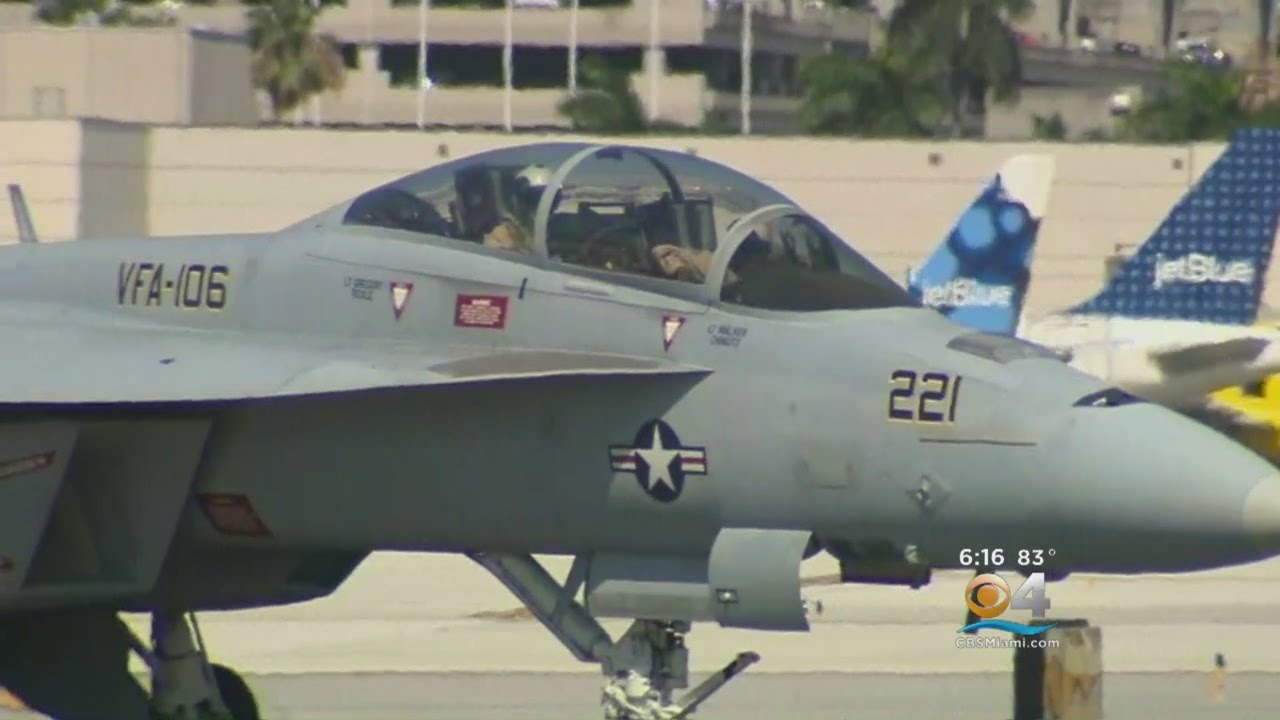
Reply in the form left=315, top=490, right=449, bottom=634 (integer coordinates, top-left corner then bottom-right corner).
left=4, top=142, right=1280, bottom=720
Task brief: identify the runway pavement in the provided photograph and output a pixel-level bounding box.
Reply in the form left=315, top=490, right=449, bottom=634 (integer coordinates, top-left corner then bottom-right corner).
left=4, top=671, right=1279, bottom=719
left=199, top=672, right=1280, bottom=720
left=9, top=551, right=1280, bottom=718
left=106, top=552, right=1280, bottom=675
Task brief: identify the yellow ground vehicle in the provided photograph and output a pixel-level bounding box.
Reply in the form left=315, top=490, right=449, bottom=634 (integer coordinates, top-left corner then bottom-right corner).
left=1206, top=376, right=1280, bottom=465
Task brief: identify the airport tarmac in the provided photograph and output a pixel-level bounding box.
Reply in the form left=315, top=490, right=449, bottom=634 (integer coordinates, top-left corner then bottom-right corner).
left=10, top=551, right=1280, bottom=718
left=4, top=671, right=1279, bottom=719
left=108, top=552, right=1280, bottom=675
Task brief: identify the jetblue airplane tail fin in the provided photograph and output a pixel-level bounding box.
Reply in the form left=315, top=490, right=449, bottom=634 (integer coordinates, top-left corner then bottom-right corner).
left=1066, top=127, right=1280, bottom=325
left=908, top=154, right=1055, bottom=335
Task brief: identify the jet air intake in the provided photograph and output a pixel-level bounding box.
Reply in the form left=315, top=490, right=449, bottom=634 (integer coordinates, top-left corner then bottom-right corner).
left=584, top=528, right=812, bottom=631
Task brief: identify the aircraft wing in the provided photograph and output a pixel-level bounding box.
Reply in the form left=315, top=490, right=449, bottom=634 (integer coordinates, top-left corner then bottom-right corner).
left=1149, top=337, right=1272, bottom=376
left=0, top=305, right=710, bottom=406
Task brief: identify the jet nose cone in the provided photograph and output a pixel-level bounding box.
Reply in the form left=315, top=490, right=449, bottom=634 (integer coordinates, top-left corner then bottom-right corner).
left=1243, top=476, right=1280, bottom=546
left=1044, top=402, right=1280, bottom=571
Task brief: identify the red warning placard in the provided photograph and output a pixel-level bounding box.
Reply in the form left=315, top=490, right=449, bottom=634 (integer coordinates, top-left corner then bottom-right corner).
left=0, top=451, right=53, bottom=482
left=454, top=294, right=509, bottom=329
left=196, top=493, right=272, bottom=538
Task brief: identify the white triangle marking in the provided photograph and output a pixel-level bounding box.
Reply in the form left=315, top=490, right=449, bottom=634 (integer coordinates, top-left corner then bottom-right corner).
left=390, top=282, right=414, bottom=319
left=662, top=315, right=685, bottom=351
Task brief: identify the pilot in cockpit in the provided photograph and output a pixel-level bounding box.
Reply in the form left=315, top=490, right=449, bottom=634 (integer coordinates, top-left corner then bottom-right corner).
left=647, top=200, right=713, bottom=283
left=483, top=164, right=550, bottom=252
left=651, top=241, right=713, bottom=282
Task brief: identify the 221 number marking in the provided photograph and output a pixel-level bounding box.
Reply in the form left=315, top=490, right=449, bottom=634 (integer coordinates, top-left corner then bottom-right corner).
left=888, top=370, right=961, bottom=423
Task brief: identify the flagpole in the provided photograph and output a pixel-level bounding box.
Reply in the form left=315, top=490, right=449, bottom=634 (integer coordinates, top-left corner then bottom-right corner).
left=568, top=0, right=579, bottom=94
left=309, top=0, right=321, bottom=125
left=416, top=0, right=430, bottom=129
left=503, top=0, right=514, bottom=131
left=363, top=0, right=372, bottom=124
left=740, top=0, right=751, bottom=135
left=647, top=0, right=659, bottom=122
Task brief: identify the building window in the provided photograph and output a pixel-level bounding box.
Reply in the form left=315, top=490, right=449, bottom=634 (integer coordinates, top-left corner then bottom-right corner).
left=31, top=87, right=66, bottom=117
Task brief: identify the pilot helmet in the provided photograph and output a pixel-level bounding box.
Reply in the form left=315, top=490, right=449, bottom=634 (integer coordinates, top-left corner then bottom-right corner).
left=513, top=164, right=551, bottom=215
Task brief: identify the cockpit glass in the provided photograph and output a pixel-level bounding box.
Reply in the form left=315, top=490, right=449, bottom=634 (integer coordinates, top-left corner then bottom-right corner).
left=548, top=146, right=792, bottom=285
left=340, top=142, right=589, bottom=253
left=337, top=142, right=797, bottom=283
left=335, top=143, right=912, bottom=312
left=718, top=213, right=916, bottom=311
left=1074, top=387, right=1146, bottom=407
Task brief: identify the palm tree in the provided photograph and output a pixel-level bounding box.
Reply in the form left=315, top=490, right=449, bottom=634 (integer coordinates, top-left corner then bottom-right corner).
left=797, top=46, right=944, bottom=136
left=887, top=0, right=1033, bottom=137
left=247, top=0, right=346, bottom=121
left=556, top=55, right=647, bottom=133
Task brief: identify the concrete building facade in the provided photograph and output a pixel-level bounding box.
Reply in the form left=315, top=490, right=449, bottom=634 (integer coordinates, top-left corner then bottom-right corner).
left=0, top=0, right=880, bottom=132
left=4, top=118, right=1275, bottom=319
left=4, top=0, right=1251, bottom=137
left=0, top=25, right=260, bottom=125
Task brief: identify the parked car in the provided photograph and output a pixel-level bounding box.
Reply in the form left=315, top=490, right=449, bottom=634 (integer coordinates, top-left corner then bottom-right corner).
left=1112, top=41, right=1141, bottom=57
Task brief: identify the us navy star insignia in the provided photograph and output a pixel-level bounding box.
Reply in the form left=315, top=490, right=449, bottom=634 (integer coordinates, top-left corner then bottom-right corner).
left=609, top=419, right=708, bottom=503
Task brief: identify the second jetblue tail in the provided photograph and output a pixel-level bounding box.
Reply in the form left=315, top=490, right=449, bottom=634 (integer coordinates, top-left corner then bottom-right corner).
left=909, top=154, right=1055, bottom=335
left=1065, top=127, right=1280, bottom=325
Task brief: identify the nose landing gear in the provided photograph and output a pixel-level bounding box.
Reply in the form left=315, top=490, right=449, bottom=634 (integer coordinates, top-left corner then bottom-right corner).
left=138, top=612, right=260, bottom=720
left=469, top=551, right=763, bottom=720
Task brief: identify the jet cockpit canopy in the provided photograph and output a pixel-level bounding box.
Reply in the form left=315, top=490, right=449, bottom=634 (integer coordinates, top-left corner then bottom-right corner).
left=333, top=142, right=915, bottom=312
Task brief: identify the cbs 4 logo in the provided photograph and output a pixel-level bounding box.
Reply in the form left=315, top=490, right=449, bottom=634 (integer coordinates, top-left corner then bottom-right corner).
left=965, top=571, right=1051, bottom=619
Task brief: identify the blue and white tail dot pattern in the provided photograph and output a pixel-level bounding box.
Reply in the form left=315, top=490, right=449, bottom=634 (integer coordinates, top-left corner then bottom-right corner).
left=1067, top=127, right=1280, bottom=325
left=910, top=175, right=1040, bottom=334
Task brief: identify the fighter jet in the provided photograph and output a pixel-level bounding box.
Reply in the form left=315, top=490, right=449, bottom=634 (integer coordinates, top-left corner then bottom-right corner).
left=2, top=141, right=1280, bottom=720
left=915, top=127, right=1280, bottom=409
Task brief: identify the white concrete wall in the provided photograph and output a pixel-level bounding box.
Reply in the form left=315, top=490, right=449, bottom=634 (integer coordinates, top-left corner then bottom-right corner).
left=0, top=119, right=1259, bottom=318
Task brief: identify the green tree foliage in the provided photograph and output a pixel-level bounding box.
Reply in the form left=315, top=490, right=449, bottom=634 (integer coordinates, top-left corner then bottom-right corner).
left=1120, top=62, right=1255, bottom=142
left=36, top=0, right=176, bottom=25
left=797, top=47, right=943, bottom=136
left=247, top=0, right=346, bottom=120
left=556, top=55, right=648, bottom=134
left=887, top=0, right=1033, bottom=136
left=1031, top=111, right=1066, bottom=140
left=35, top=0, right=104, bottom=25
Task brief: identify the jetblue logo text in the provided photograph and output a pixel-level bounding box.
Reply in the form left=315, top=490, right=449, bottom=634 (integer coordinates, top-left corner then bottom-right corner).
left=920, top=279, right=1014, bottom=308
left=1151, top=253, right=1255, bottom=290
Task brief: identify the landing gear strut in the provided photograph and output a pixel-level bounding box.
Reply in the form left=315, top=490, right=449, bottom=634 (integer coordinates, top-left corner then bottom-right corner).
left=0, top=608, right=260, bottom=720
left=469, top=551, right=760, bottom=720
left=135, top=612, right=261, bottom=720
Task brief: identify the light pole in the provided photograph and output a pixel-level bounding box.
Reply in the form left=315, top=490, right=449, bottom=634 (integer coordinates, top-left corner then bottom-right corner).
left=503, top=0, right=513, bottom=132
left=309, top=0, right=321, bottom=125
left=363, top=0, right=373, bottom=124
left=647, top=0, right=660, bottom=122
left=739, top=0, right=752, bottom=135
left=568, top=0, right=579, bottom=94
left=416, top=0, right=430, bottom=129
